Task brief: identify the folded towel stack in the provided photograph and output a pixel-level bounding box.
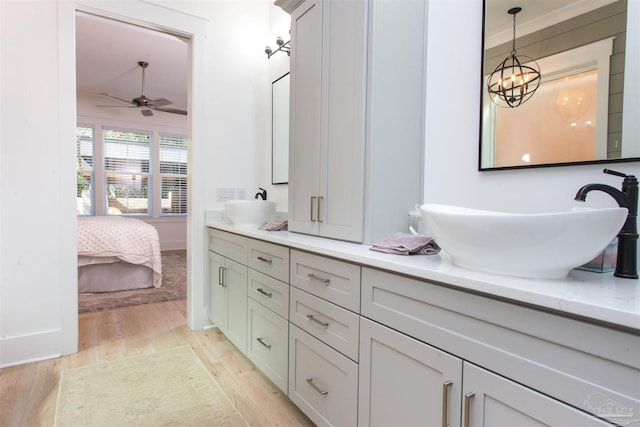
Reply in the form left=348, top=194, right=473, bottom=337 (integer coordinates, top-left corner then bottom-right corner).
left=259, top=219, right=288, bottom=231
left=370, top=232, right=441, bottom=255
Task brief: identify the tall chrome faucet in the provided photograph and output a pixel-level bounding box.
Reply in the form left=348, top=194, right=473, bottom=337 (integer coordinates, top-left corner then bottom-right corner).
left=575, top=168, right=638, bottom=279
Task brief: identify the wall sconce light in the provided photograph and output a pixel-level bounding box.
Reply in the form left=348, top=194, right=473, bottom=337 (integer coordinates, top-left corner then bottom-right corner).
left=265, top=36, right=290, bottom=59
left=487, top=7, right=541, bottom=108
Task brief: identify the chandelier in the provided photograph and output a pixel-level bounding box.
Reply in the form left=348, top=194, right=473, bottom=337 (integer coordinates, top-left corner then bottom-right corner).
left=487, top=7, right=541, bottom=108
left=265, top=36, right=290, bottom=59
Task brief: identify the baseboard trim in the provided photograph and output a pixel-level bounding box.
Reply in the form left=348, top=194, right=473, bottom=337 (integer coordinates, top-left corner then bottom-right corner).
left=0, top=328, right=63, bottom=367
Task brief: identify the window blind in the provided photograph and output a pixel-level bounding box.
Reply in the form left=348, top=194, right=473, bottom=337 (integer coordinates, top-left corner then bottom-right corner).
left=76, top=126, right=94, bottom=215
left=159, top=133, right=188, bottom=215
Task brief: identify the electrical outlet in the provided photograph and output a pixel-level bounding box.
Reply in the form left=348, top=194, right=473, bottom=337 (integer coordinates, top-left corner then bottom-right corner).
left=237, top=188, right=246, bottom=200
left=216, top=187, right=236, bottom=201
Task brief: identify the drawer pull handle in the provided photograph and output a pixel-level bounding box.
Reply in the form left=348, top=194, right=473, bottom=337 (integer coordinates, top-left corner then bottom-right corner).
left=256, top=288, right=273, bottom=298
left=463, top=392, right=475, bottom=427
left=306, top=377, right=328, bottom=396
left=310, top=196, right=317, bottom=222
left=306, top=314, right=329, bottom=328
left=257, top=256, right=273, bottom=264
left=218, top=266, right=226, bottom=287
left=307, top=273, right=330, bottom=284
left=256, top=337, right=272, bottom=350
left=442, top=380, right=453, bottom=427
left=317, top=196, right=324, bottom=223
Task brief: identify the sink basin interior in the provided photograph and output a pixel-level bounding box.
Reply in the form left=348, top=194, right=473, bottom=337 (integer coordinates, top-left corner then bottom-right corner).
left=420, top=203, right=628, bottom=279
left=225, top=200, right=276, bottom=227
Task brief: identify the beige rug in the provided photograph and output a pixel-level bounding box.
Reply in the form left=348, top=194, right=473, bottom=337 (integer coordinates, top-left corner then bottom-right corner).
left=54, top=346, right=247, bottom=426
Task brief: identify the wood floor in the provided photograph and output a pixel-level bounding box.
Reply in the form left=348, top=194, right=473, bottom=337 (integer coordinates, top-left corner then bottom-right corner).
left=0, top=300, right=314, bottom=427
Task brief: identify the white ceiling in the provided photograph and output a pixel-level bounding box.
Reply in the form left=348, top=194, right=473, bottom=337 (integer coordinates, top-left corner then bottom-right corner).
left=75, top=12, right=189, bottom=111
left=485, top=0, right=619, bottom=48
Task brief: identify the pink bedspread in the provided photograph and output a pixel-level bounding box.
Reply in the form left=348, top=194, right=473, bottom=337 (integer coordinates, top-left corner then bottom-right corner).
left=77, top=216, right=162, bottom=287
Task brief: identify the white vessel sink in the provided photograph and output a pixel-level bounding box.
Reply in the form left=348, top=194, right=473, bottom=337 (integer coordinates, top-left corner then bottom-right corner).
left=420, top=203, right=628, bottom=279
left=225, top=200, right=276, bottom=227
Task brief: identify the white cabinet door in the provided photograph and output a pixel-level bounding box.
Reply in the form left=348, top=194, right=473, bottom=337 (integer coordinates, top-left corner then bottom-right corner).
left=208, top=251, right=248, bottom=354
left=208, top=251, right=226, bottom=330
left=358, top=318, right=463, bottom=427
left=224, top=257, right=248, bottom=354
left=462, top=363, right=615, bottom=427
left=288, top=0, right=367, bottom=243
left=289, top=0, right=322, bottom=236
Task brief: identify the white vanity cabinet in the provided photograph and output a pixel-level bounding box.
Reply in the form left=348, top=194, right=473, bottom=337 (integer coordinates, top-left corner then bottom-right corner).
left=288, top=250, right=362, bottom=426
left=207, top=230, right=248, bottom=353
left=245, top=239, right=290, bottom=394
left=284, top=0, right=426, bottom=244
left=360, top=267, right=637, bottom=426
left=288, top=0, right=367, bottom=242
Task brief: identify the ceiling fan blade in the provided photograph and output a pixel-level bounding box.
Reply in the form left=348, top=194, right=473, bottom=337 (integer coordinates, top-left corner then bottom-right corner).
left=100, top=92, right=134, bottom=105
left=148, top=98, right=173, bottom=107
left=151, top=106, right=188, bottom=115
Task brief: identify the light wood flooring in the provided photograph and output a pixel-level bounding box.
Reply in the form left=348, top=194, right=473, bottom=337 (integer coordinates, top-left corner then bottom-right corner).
left=0, top=300, right=314, bottom=427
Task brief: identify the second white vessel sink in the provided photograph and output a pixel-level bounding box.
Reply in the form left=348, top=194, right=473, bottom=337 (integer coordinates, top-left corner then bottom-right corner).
left=225, top=200, right=276, bottom=227
left=420, top=203, right=628, bottom=279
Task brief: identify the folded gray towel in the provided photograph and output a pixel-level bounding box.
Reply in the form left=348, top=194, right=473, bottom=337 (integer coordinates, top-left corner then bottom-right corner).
left=259, top=219, right=288, bottom=231
left=370, top=232, right=441, bottom=255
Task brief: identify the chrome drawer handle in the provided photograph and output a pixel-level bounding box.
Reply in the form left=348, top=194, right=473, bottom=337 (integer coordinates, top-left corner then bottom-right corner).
left=257, top=256, right=273, bottom=264
left=442, top=380, right=453, bottom=427
left=256, top=337, right=272, bottom=350
left=218, top=266, right=226, bottom=287
left=256, top=288, right=273, bottom=298
left=317, top=196, right=324, bottom=223
left=307, top=273, right=330, bottom=284
left=464, top=392, right=475, bottom=427
left=310, top=196, right=317, bottom=222
left=306, top=377, right=328, bottom=396
left=306, top=314, right=329, bottom=328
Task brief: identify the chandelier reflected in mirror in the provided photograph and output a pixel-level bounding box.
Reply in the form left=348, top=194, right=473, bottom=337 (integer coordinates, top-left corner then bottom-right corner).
left=487, top=7, right=541, bottom=108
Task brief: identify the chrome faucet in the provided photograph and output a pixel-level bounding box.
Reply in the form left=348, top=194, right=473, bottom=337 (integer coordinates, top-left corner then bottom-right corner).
left=255, top=188, right=267, bottom=200
left=575, top=168, right=638, bottom=279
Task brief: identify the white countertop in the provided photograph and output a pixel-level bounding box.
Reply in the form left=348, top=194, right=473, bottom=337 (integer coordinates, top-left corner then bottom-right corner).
left=206, top=212, right=640, bottom=332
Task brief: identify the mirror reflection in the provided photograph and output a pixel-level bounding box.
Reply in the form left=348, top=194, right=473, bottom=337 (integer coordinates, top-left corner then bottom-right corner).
left=480, top=0, right=638, bottom=170
left=272, top=73, right=289, bottom=184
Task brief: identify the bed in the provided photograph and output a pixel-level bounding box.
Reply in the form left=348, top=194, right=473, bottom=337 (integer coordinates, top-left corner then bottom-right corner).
left=77, top=216, right=162, bottom=293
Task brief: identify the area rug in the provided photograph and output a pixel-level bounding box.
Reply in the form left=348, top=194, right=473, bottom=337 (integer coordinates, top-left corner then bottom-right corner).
left=54, top=346, right=247, bottom=427
left=78, top=250, right=186, bottom=313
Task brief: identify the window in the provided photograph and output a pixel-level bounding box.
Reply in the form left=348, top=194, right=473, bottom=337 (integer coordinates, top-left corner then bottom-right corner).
left=75, top=125, right=187, bottom=217
left=76, top=126, right=94, bottom=215
left=103, top=127, right=152, bottom=215
left=159, top=133, right=188, bottom=215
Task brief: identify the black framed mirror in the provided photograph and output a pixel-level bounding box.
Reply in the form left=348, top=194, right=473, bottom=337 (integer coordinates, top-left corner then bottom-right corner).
left=272, top=72, right=290, bottom=184
left=480, top=0, right=640, bottom=170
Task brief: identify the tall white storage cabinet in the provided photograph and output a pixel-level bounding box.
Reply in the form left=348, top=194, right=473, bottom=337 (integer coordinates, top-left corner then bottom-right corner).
left=284, top=0, right=425, bottom=244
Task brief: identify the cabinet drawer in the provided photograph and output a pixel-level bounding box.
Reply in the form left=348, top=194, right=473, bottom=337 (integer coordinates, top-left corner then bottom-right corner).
left=248, top=269, right=289, bottom=319
left=290, top=250, right=361, bottom=312
left=248, top=239, right=289, bottom=283
left=289, top=325, right=358, bottom=427
left=290, top=287, right=359, bottom=362
left=208, top=228, right=247, bottom=264
left=247, top=299, right=289, bottom=393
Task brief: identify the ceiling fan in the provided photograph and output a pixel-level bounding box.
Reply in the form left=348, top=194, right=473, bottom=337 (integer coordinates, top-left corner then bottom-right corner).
left=99, top=61, right=187, bottom=117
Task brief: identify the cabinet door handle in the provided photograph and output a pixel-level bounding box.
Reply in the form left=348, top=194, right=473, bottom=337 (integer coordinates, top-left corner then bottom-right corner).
left=257, top=256, right=273, bottom=264
left=305, top=377, right=328, bottom=396
left=442, top=380, right=453, bottom=427
left=306, top=313, right=329, bottom=328
left=317, top=196, right=324, bottom=223
left=256, top=288, right=273, bottom=298
left=310, top=196, right=317, bottom=222
left=256, top=337, right=272, bottom=350
left=463, top=392, right=475, bottom=427
left=307, top=273, right=330, bottom=284
left=218, top=266, right=226, bottom=287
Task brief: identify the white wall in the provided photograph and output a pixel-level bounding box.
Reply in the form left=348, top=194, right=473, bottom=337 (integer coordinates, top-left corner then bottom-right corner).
left=423, top=0, right=640, bottom=214
left=0, top=0, right=270, bottom=366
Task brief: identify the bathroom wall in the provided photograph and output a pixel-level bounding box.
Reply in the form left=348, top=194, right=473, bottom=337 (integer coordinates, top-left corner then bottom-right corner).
left=423, top=0, right=640, bottom=215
